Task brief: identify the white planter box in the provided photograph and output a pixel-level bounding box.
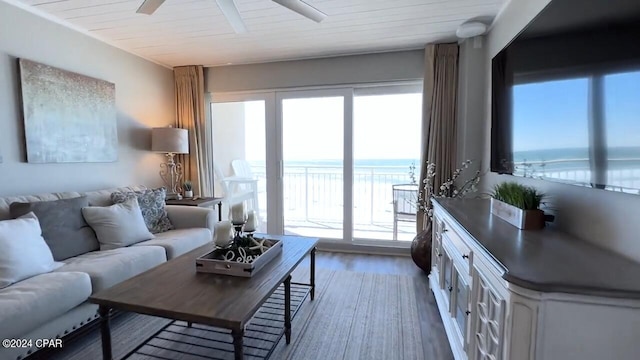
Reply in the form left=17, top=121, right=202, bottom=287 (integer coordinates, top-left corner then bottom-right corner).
left=490, top=198, right=545, bottom=230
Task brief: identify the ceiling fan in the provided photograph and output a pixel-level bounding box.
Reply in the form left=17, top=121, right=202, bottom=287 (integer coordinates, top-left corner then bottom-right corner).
left=136, top=0, right=327, bottom=33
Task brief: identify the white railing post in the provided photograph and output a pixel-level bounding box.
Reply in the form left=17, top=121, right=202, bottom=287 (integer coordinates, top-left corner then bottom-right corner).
left=370, top=167, right=375, bottom=225
left=304, top=166, right=309, bottom=221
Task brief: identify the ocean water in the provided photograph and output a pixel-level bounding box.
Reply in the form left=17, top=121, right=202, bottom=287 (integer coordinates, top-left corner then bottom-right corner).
left=513, top=147, right=640, bottom=169
left=279, top=158, right=420, bottom=168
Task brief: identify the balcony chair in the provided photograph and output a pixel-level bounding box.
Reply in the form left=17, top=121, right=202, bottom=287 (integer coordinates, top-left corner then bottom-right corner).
left=392, top=183, right=419, bottom=240
left=231, top=159, right=262, bottom=219
left=231, top=159, right=256, bottom=180
left=214, top=163, right=259, bottom=220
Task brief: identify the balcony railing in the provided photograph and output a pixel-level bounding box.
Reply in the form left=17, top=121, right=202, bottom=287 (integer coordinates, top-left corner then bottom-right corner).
left=250, top=164, right=417, bottom=238
left=514, top=158, right=640, bottom=193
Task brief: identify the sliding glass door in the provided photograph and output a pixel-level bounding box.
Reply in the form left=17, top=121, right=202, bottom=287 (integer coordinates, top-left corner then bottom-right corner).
left=211, top=83, right=420, bottom=245
left=210, top=93, right=276, bottom=233
left=352, top=88, right=422, bottom=241
left=276, top=90, right=352, bottom=240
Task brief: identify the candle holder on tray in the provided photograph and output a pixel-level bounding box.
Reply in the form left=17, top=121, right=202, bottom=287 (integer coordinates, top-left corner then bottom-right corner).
left=198, top=207, right=281, bottom=277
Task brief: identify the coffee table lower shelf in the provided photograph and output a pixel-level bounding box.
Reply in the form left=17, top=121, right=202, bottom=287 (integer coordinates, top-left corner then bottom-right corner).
left=121, top=284, right=311, bottom=360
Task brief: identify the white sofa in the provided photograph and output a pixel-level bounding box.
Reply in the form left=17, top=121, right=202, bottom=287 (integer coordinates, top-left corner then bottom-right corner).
left=0, top=186, right=216, bottom=360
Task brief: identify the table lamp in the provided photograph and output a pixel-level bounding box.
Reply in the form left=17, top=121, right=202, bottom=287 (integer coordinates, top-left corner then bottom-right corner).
left=152, top=127, right=189, bottom=199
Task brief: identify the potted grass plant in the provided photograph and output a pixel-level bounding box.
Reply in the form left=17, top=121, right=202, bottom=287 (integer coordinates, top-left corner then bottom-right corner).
left=183, top=180, right=193, bottom=198
left=491, top=182, right=545, bottom=230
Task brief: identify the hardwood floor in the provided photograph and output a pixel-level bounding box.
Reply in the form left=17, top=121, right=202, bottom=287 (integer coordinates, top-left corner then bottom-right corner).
left=312, top=251, right=454, bottom=360
left=312, top=251, right=424, bottom=276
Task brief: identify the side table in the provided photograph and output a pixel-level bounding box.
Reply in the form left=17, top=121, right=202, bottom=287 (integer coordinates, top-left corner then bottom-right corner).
left=165, top=197, right=223, bottom=221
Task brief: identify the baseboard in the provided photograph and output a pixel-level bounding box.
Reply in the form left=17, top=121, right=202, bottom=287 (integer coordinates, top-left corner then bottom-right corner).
left=316, top=240, right=411, bottom=256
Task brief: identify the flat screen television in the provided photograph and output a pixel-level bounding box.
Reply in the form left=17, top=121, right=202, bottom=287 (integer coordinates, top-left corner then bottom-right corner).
left=491, top=0, right=640, bottom=194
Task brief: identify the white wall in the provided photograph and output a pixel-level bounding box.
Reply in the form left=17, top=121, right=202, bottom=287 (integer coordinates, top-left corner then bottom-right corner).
left=0, top=1, right=175, bottom=196
left=465, top=0, right=640, bottom=262
left=205, top=50, right=424, bottom=92
left=211, top=102, right=246, bottom=197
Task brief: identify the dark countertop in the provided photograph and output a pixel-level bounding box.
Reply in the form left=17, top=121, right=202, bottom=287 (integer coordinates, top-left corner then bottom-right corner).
left=433, top=198, right=640, bottom=299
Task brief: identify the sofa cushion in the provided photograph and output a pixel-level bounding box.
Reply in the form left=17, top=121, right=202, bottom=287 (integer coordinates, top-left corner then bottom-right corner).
left=133, top=228, right=212, bottom=259
left=54, top=246, right=166, bottom=293
left=82, top=198, right=154, bottom=250
left=0, top=213, right=62, bottom=289
left=0, top=192, right=81, bottom=221
left=10, top=196, right=99, bottom=260
left=0, top=271, right=91, bottom=340
left=111, top=188, right=173, bottom=234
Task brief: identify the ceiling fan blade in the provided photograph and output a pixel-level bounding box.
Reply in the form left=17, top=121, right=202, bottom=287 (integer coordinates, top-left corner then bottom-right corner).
left=272, top=0, right=327, bottom=23
left=216, top=0, right=248, bottom=34
left=136, top=0, right=166, bottom=15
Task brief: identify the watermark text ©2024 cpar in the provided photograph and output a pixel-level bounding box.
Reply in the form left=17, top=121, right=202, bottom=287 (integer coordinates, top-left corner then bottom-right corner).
left=2, top=338, right=63, bottom=349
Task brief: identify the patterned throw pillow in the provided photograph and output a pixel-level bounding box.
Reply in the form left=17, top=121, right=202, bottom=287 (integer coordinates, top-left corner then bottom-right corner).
left=110, top=188, right=173, bottom=234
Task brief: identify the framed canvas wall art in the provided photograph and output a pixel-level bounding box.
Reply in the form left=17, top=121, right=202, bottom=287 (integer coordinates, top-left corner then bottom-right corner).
left=18, top=59, right=117, bottom=163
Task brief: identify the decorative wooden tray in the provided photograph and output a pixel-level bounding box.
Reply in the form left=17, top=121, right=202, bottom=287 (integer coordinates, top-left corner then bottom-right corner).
left=196, top=238, right=282, bottom=277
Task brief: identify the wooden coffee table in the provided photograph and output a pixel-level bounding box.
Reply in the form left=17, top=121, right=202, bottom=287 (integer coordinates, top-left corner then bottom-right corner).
left=89, top=235, right=318, bottom=360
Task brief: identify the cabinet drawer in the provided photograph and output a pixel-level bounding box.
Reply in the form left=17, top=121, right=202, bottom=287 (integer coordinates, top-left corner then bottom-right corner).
left=442, top=221, right=473, bottom=270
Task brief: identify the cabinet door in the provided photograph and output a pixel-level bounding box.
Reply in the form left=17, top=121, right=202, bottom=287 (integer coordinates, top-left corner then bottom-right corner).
left=453, top=268, right=471, bottom=349
left=432, top=217, right=444, bottom=275
left=471, top=267, right=506, bottom=360
left=442, top=249, right=454, bottom=311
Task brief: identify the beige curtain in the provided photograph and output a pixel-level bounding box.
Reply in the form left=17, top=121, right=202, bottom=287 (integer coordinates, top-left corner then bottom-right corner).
left=174, top=65, right=214, bottom=197
left=417, top=43, right=459, bottom=232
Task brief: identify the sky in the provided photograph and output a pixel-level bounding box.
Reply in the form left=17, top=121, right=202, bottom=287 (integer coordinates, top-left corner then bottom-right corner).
left=243, top=93, right=422, bottom=162
left=513, top=70, right=640, bottom=152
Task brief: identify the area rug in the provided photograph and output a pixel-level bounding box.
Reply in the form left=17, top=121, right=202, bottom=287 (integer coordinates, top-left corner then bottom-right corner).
left=270, top=269, right=424, bottom=360
left=47, top=268, right=425, bottom=360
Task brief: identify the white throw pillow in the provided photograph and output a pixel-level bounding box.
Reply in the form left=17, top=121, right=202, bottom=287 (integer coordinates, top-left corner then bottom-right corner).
left=0, top=212, right=61, bottom=289
left=82, top=198, right=154, bottom=250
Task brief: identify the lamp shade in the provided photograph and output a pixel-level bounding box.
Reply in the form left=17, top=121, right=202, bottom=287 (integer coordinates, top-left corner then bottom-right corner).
left=151, top=127, right=189, bottom=154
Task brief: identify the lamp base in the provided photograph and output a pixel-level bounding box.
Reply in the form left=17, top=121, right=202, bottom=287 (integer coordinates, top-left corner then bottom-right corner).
left=159, top=152, right=184, bottom=198
left=166, top=192, right=182, bottom=200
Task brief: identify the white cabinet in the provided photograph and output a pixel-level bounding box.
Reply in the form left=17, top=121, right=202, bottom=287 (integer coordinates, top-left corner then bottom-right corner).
left=429, top=206, right=513, bottom=360
left=429, top=200, right=640, bottom=360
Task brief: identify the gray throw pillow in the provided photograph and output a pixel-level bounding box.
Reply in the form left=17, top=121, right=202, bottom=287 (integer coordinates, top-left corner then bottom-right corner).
left=82, top=198, right=154, bottom=250
left=110, top=188, right=173, bottom=234
left=9, top=196, right=99, bottom=261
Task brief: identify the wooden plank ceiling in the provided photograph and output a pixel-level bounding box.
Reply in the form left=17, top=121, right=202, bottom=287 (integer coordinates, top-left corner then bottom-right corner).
left=14, top=0, right=506, bottom=67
